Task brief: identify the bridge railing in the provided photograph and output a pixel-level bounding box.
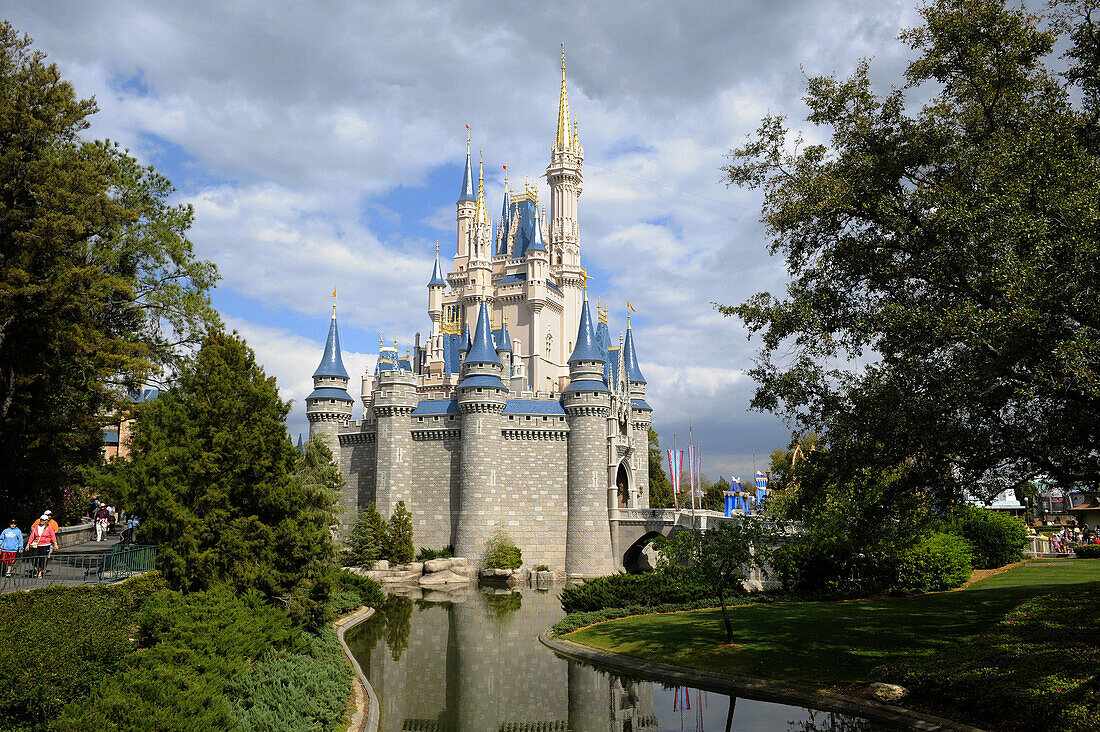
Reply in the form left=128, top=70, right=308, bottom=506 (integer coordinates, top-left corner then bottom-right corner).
left=0, top=545, right=157, bottom=594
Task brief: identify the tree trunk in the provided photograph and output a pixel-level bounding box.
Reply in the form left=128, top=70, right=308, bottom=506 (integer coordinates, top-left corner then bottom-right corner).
left=719, top=589, right=733, bottom=643
left=725, top=695, right=737, bottom=732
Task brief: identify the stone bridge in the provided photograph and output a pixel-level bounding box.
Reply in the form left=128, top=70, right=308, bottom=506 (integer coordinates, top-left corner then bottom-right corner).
left=608, top=508, right=753, bottom=573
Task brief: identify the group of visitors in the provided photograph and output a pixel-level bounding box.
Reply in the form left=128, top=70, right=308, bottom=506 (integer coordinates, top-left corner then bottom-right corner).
left=1042, top=524, right=1100, bottom=553
left=1, top=511, right=61, bottom=579
left=90, top=501, right=118, bottom=542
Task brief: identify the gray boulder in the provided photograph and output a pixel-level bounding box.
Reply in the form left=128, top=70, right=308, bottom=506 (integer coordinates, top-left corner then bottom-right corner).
left=868, top=683, right=908, bottom=704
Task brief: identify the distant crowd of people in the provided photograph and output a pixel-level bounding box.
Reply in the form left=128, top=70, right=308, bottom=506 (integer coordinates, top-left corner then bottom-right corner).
left=0, top=501, right=140, bottom=581
left=1031, top=524, right=1100, bottom=554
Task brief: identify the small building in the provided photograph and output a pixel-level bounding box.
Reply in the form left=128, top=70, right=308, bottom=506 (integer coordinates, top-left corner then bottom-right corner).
left=102, top=388, right=159, bottom=460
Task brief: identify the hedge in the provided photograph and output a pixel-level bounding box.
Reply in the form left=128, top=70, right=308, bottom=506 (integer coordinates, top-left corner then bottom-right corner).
left=1073, top=544, right=1100, bottom=558
left=877, top=582, right=1100, bottom=730
left=0, top=571, right=166, bottom=731
left=950, top=506, right=1028, bottom=569
left=893, top=532, right=972, bottom=592
left=559, top=570, right=716, bottom=614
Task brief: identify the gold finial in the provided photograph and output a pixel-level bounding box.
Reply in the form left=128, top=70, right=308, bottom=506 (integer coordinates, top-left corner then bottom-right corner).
left=380, top=332, right=384, bottom=348
left=581, top=267, right=592, bottom=300
left=466, top=125, right=470, bottom=154
left=555, top=42, right=572, bottom=151
left=435, top=240, right=440, bottom=255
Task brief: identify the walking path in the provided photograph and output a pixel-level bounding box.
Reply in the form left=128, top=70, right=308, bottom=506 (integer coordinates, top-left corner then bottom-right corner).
left=1, top=530, right=151, bottom=594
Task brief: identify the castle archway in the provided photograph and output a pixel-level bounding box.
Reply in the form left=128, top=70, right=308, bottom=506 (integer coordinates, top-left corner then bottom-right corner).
left=616, top=462, right=630, bottom=508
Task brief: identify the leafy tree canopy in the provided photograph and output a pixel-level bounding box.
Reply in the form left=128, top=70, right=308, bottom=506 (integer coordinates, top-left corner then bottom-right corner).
left=722, top=0, right=1100, bottom=500
left=0, top=22, right=219, bottom=522
left=100, top=330, right=338, bottom=625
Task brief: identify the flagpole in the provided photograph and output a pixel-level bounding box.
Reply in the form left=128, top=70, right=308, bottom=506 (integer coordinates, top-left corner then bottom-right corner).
left=689, top=423, right=697, bottom=530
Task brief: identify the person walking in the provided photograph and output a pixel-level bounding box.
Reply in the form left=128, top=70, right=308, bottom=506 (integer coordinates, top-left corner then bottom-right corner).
left=1, top=519, right=22, bottom=577
left=25, top=516, right=58, bottom=579
left=40, top=511, right=59, bottom=533
left=94, top=504, right=110, bottom=542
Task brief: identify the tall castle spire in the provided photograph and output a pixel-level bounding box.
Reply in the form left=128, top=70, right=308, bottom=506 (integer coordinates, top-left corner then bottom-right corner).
left=475, top=152, right=487, bottom=225
left=555, top=44, right=573, bottom=151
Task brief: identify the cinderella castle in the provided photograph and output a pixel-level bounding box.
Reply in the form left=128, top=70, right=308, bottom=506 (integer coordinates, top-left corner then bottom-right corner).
left=306, top=51, right=653, bottom=577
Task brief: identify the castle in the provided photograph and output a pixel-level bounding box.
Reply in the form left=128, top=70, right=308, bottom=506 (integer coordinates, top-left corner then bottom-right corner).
left=306, top=51, right=653, bottom=577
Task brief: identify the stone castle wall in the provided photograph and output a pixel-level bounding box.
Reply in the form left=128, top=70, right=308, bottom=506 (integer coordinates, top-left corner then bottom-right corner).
left=497, top=434, right=569, bottom=569
left=406, top=430, right=461, bottom=550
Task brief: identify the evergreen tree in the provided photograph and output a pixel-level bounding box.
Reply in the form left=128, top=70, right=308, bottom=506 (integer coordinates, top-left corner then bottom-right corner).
left=385, top=501, right=414, bottom=564
left=347, top=503, right=385, bottom=567
left=105, top=330, right=338, bottom=623
left=0, top=22, right=218, bottom=523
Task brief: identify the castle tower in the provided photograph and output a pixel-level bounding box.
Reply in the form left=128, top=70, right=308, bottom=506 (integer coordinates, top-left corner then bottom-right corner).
left=454, top=299, right=509, bottom=561
left=428, top=242, right=446, bottom=334
left=624, top=319, right=653, bottom=508
left=306, top=303, right=354, bottom=458
left=455, top=133, right=476, bottom=268
left=466, top=156, right=494, bottom=325
left=563, top=297, right=614, bottom=577
left=547, top=46, right=585, bottom=372
left=373, top=339, right=418, bottom=518
left=524, top=206, right=549, bottom=392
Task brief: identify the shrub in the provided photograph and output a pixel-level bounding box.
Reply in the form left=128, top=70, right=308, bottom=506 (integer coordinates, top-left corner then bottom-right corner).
left=949, top=506, right=1027, bottom=569
left=385, top=501, right=415, bottom=564
left=347, top=503, right=386, bottom=568
left=482, top=529, right=522, bottom=569
left=559, top=570, right=717, bottom=613
left=0, top=573, right=166, bottom=730
left=1073, top=544, right=1100, bottom=558
left=334, top=569, right=385, bottom=609
left=893, top=532, right=972, bottom=592
left=229, top=642, right=350, bottom=732
left=878, top=583, right=1100, bottom=731
left=535, top=564, right=550, bottom=572
left=416, top=545, right=454, bottom=561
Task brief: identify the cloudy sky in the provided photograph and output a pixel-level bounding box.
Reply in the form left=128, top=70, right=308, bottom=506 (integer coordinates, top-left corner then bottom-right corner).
left=8, top=1, right=922, bottom=480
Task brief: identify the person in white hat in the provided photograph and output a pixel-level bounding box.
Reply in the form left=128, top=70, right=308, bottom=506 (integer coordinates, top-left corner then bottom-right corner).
left=25, top=515, right=58, bottom=579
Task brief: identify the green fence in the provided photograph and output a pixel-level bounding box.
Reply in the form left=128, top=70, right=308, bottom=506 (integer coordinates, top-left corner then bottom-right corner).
left=0, top=544, right=156, bottom=593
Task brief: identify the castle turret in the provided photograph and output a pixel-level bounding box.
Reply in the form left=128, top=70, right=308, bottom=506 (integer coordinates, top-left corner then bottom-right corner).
left=374, top=338, right=418, bottom=518
left=547, top=46, right=585, bottom=380
left=455, top=133, right=476, bottom=267
left=454, top=300, right=509, bottom=561
left=563, top=297, right=614, bottom=577
left=524, top=207, right=549, bottom=392
left=306, top=303, right=354, bottom=459
left=428, top=242, right=446, bottom=335
left=624, top=318, right=652, bottom=508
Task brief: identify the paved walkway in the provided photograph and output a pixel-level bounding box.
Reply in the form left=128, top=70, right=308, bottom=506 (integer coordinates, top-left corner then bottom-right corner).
left=1, top=531, right=148, bottom=594
left=56, top=530, right=126, bottom=555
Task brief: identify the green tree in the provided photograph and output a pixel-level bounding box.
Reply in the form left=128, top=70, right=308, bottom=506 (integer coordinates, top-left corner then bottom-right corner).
left=385, top=501, right=414, bottom=564
left=0, top=23, right=218, bottom=524
left=347, top=503, right=386, bottom=567
left=721, top=0, right=1100, bottom=501
left=648, top=427, right=674, bottom=509
left=654, top=521, right=774, bottom=643
left=104, top=330, right=337, bottom=624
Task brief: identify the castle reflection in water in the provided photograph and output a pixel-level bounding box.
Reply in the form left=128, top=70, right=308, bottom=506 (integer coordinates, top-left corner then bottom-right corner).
left=345, top=585, right=883, bottom=732
left=347, top=584, right=657, bottom=732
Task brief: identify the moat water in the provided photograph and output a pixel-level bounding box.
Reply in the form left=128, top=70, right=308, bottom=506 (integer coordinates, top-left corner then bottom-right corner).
left=347, top=585, right=903, bottom=732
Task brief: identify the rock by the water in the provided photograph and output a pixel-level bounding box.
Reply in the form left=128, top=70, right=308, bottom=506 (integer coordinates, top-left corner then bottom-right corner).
left=420, top=569, right=470, bottom=586
left=868, top=683, right=908, bottom=703
left=423, top=558, right=453, bottom=573
left=373, top=560, right=389, bottom=571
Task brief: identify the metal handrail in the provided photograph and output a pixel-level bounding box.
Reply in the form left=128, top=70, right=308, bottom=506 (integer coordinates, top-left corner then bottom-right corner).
left=0, top=544, right=157, bottom=593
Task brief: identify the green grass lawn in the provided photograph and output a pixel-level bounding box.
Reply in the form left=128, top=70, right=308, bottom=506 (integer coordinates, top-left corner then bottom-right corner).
left=565, top=559, right=1100, bottom=687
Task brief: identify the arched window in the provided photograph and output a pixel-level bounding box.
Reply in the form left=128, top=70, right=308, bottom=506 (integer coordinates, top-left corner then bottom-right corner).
left=545, top=332, right=553, bottom=357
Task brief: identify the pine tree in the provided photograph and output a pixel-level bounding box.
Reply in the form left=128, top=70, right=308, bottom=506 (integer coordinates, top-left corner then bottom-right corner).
left=107, top=330, right=338, bottom=622
left=385, top=501, right=414, bottom=564
left=347, top=503, right=385, bottom=567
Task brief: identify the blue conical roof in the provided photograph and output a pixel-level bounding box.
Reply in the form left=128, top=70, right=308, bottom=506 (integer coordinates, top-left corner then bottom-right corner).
left=313, top=314, right=349, bottom=379
left=624, top=323, right=646, bottom=384
left=465, top=301, right=502, bottom=365
left=462, top=322, right=471, bottom=352
left=458, top=147, right=476, bottom=203
left=428, top=250, right=446, bottom=287
left=569, top=300, right=604, bottom=363
left=494, top=324, right=512, bottom=352
left=527, top=206, right=547, bottom=252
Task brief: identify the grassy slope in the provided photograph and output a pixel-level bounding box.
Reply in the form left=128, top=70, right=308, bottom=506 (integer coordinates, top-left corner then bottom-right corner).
left=565, top=559, right=1100, bottom=686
